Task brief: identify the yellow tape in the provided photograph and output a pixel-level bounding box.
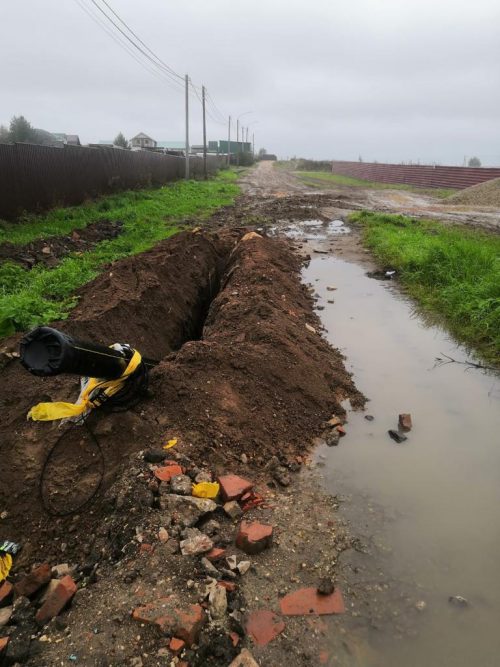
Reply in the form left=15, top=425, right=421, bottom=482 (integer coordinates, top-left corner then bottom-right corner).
left=27, top=349, right=142, bottom=422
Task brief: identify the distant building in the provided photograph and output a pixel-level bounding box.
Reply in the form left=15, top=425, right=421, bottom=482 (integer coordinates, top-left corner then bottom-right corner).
left=130, top=132, right=157, bottom=149
left=52, top=133, right=81, bottom=146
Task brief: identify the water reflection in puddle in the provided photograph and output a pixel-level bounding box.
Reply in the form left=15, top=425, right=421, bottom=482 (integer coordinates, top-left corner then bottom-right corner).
left=271, top=219, right=351, bottom=240
left=304, top=255, right=500, bottom=667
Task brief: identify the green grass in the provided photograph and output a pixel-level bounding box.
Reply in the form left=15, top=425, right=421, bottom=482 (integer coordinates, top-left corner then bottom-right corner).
left=296, top=171, right=455, bottom=199
left=0, top=171, right=239, bottom=337
left=350, top=211, right=500, bottom=363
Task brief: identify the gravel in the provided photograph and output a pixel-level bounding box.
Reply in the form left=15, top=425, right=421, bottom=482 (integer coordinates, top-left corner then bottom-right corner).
left=447, top=177, right=500, bottom=207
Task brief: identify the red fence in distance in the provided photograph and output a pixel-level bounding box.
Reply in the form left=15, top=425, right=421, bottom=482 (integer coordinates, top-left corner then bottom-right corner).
left=331, top=160, right=500, bottom=190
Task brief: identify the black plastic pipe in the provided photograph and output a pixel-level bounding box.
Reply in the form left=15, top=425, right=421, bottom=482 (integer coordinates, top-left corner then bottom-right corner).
left=19, top=326, right=157, bottom=379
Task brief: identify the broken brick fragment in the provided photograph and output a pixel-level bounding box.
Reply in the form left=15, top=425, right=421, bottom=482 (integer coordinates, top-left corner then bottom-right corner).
left=399, top=413, right=412, bottom=431
left=280, top=587, right=345, bottom=616
left=132, top=596, right=206, bottom=646
left=236, top=521, right=273, bottom=555
left=229, top=631, right=240, bottom=647
left=218, top=475, right=254, bottom=502
left=169, top=637, right=186, bottom=654
left=35, top=575, right=77, bottom=625
left=139, top=543, right=154, bottom=555
left=240, top=491, right=264, bottom=513
left=155, top=464, right=183, bottom=482
left=336, top=425, right=346, bottom=436
left=217, top=581, right=237, bottom=592
left=0, top=582, right=13, bottom=606
left=206, top=547, right=226, bottom=562
left=245, top=609, right=285, bottom=646
left=14, top=563, right=51, bottom=598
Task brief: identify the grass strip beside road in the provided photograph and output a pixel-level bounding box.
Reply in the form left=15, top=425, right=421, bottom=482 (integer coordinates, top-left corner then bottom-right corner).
left=297, top=171, right=455, bottom=199
left=0, top=171, right=239, bottom=337
left=351, top=211, right=500, bottom=364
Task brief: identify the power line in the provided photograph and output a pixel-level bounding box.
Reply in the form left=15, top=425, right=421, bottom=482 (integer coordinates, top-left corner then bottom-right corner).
left=88, top=0, right=185, bottom=91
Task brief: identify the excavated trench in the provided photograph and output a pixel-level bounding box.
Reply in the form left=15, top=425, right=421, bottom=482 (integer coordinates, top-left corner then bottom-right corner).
left=0, top=229, right=362, bottom=568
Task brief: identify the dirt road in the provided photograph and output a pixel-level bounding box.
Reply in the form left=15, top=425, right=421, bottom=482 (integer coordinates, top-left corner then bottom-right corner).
left=242, top=161, right=500, bottom=232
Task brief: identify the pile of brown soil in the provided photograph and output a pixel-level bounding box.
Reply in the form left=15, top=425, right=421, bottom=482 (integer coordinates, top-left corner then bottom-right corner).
left=446, top=177, right=500, bottom=207
left=0, top=228, right=362, bottom=568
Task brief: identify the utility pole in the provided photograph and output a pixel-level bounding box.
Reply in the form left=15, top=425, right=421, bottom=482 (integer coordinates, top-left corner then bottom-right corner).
left=185, top=74, right=190, bottom=180
left=236, top=119, right=239, bottom=166
left=202, top=85, right=207, bottom=180
left=227, top=116, right=231, bottom=167
left=252, top=132, right=255, bottom=157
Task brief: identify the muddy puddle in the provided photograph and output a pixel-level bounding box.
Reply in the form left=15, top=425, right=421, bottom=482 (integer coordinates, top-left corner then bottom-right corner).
left=271, top=219, right=351, bottom=240
left=304, top=254, right=500, bottom=666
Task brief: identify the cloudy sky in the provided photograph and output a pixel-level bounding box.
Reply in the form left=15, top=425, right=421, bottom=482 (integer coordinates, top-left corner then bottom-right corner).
left=2, top=0, right=499, bottom=164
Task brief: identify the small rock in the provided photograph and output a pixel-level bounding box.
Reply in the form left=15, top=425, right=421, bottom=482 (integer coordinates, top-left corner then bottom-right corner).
left=160, top=495, right=217, bottom=527
left=399, top=413, right=412, bottom=432
left=228, top=648, right=260, bottom=667
left=388, top=429, right=407, bottom=443
left=240, top=454, right=248, bottom=464
left=415, top=600, right=427, bottom=611
left=448, top=595, right=469, bottom=607
left=317, top=578, right=335, bottom=596
left=273, top=467, right=290, bottom=487
left=194, top=470, right=212, bottom=484
left=158, top=527, right=169, bottom=543
left=52, top=563, right=71, bottom=578
left=327, top=415, right=342, bottom=427
left=143, top=450, right=166, bottom=464
left=170, top=474, right=192, bottom=496
left=224, top=501, right=243, bottom=521
left=305, top=323, right=316, bottom=334
left=201, top=558, right=219, bottom=577
left=226, top=555, right=238, bottom=570
left=237, top=561, right=251, bottom=576
left=180, top=531, right=213, bottom=556
left=364, top=415, right=374, bottom=421
left=203, top=519, right=221, bottom=537
left=0, top=606, right=12, bottom=627
left=325, top=430, right=340, bottom=447
left=326, top=286, right=337, bottom=291
left=208, top=585, right=227, bottom=620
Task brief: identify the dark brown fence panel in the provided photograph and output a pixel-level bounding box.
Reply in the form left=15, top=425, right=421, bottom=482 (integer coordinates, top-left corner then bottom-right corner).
left=330, top=160, right=500, bottom=190
left=0, top=143, right=225, bottom=221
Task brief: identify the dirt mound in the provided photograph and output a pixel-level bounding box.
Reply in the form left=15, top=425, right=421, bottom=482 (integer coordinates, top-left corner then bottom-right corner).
left=0, top=219, right=123, bottom=268
left=446, top=177, right=500, bottom=207
left=0, top=229, right=362, bottom=569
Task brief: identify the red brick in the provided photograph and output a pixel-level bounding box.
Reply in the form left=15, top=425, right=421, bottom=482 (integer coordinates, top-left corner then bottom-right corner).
left=217, top=581, right=237, bottom=592
left=14, top=563, right=51, bottom=597
left=169, top=637, right=185, bottom=654
left=0, top=636, right=9, bottom=656
left=0, top=581, right=13, bottom=606
left=155, top=464, right=183, bottom=482
left=139, top=543, right=154, bottom=555
left=280, top=587, right=344, bottom=616
left=218, top=475, right=254, bottom=502
left=236, top=521, right=273, bottom=555
left=241, top=491, right=264, bottom=513
left=399, top=413, right=412, bottom=431
left=229, top=631, right=240, bottom=647
left=35, top=575, right=77, bottom=625
left=132, top=596, right=206, bottom=647
left=245, top=609, right=285, bottom=646
left=206, top=548, right=226, bottom=562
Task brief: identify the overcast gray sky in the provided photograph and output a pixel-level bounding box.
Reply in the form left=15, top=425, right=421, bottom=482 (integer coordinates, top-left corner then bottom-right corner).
left=2, top=0, right=499, bottom=164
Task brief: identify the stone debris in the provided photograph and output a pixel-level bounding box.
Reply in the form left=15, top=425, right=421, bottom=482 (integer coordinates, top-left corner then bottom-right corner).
left=0, top=606, right=12, bottom=628
left=160, top=494, right=217, bottom=527
left=218, top=475, right=254, bottom=502
left=237, top=561, right=251, bottom=576
left=317, top=578, right=335, bottom=596
left=448, top=595, right=469, bottom=607
left=35, top=575, right=77, bottom=626
left=51, top=563, right=71, bottom=578
left=280, top=587, right=345, bottom=616
left=208, top=584, right=228, bottom=620
left=170, top=474, right=193, bottom=496
left=180, top=530, right=214, bottom=556
left=364, top=414, right=374, bottom=421
left=228, top=648, right=261, bottom=667
left=201, top=557, right=220, bottom=577
left=236, top=521, right=273, bottom=555
left=224, top=501, right=244, bottom=520
left=399, top=413, right=412, bottom=431
left=143, top=449, right=167, bottom=464
left=245, top=609, right=285, bottom=646
left=388, top=429, right=407, bottom=443
left=132, top=595, right=206, bottom=646
left=158, top=527, right=169, bottom=542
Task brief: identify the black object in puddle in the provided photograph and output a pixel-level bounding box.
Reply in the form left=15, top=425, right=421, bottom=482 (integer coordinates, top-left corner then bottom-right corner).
left=388, top=429, right=407, bottom=443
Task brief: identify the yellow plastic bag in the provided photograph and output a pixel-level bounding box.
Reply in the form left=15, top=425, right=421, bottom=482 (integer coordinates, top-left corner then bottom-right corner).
left=27, top=350, right=142, bottom=422
left=0, top=553, right=12, bottom=583
left=163, top=438, right=178, bottom=450
left=192, top=482, right=220, bottom=499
